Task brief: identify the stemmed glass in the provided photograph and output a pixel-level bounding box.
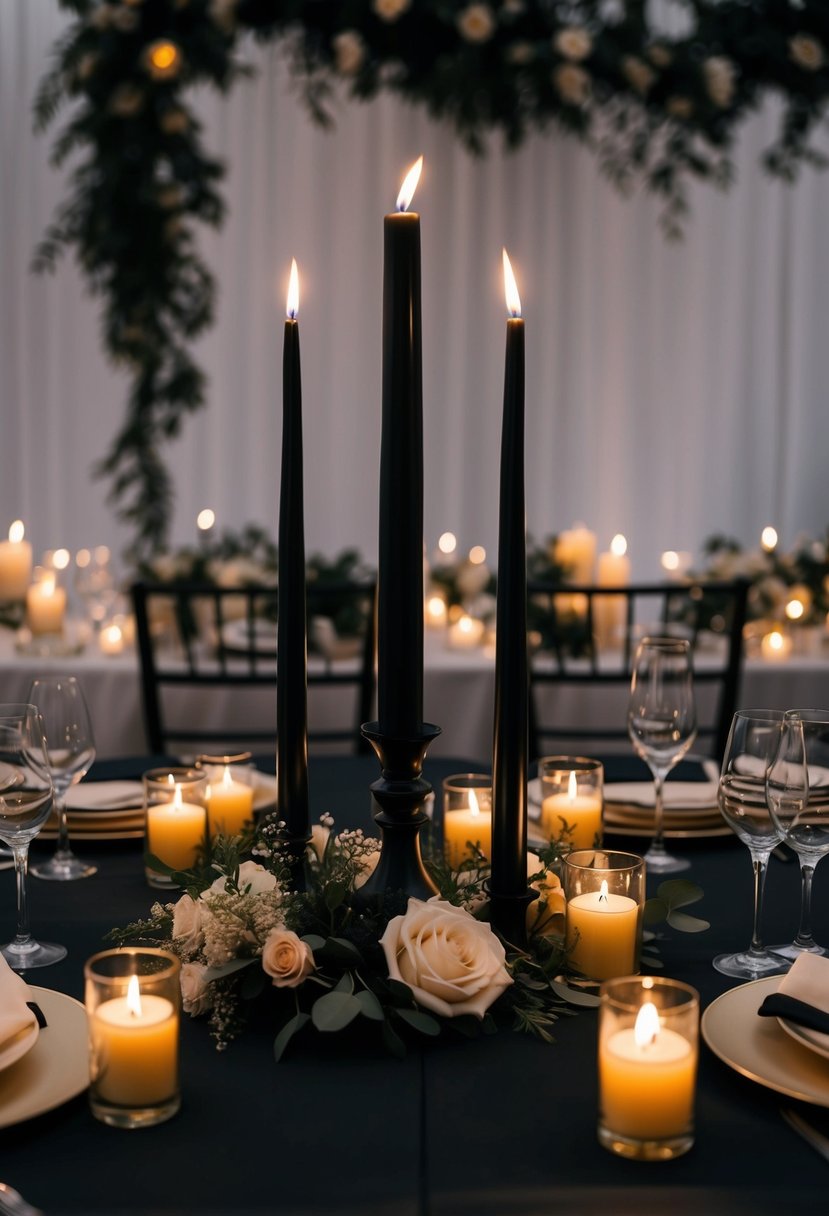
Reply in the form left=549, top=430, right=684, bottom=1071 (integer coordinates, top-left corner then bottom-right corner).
left=713, top=709, right=788, bottom=977
left=766, top=709, right=829, bottom=959
left=627, top=636, right=697, bottom=874
left=0, top=703, right=67, bottom=968
left=27, top=675, right=97, bottom=881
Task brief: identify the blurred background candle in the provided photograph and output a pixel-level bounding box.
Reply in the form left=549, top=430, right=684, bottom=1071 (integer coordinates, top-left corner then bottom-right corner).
left=564, top=850, right=644, bottom=982
left=26, top=570, right=66, bottom=635
left=447, top=612, right=485, bottom=649
left=760, top=629, right=792, bottom=661
left=555, top=523, right=597, bottom=584
left=595, top=534, right=630, bottom=649
left=540, top=758, right=603, bottom=849
left=425, top=593, right=448, bottom=630
left=99, top=622, right=124, bottom=656
left=0, top=520, right=32, bottom=601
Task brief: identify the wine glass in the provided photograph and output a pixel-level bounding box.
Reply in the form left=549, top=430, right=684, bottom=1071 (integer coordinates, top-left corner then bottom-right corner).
left=766, top=709, right=829, bottom=959
left=627, top=636, right=697, bottom=874
left=27, top=675, right=97, bottom=880
left=0, top=703, right=67, bottom=968
left=713, top=709, right=788, bottom=977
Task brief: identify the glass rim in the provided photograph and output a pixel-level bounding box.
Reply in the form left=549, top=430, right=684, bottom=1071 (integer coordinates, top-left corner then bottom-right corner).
left=0, top=702, right=40, bottom=719
left=564, top=848, right=644, bottom=873
left=142, top=765, right=206, bottom=783
left=442, top=772, right=492, bottom=790
left=635, top=635, right=691, bottom=653
left=782, top=708, right=829, bottom=723
left=84, top=946, right=181, bottom=982
left=599, top=974, right=700, bottom=1013
left=538, top=755, right=604, bottom=772
left=733, top=708, right=785, bottom=722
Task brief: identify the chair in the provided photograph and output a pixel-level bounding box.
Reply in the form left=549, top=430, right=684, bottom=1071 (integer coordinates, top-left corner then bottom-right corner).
left=526, top=579, right=749, bottom=764
left=131, top=579, right=376, bottom=758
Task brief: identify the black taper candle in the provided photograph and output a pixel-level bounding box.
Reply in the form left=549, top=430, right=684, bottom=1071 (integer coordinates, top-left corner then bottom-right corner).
left=489, top=250, right=532, bottom=943
left=276, top=259, right=309, bottom=879
left=377, top=158, right=424, bottom=740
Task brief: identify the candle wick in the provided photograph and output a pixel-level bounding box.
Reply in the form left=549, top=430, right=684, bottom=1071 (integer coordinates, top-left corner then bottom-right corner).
left=599, top=890, right=608, bottom=903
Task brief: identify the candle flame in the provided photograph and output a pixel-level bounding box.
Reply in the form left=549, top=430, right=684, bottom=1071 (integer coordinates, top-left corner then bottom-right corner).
left=126, top=974, right=143, bottom=1018
left=598, top=879, right=609, bottom=903
left=568, top=770, right=578, bottom=802
left=469, top=788, right=480, bottom=818
left=221, top=764, right=234, bottom=790
left=8, top=520, right=24, bottom=544
left=396, top=156, right=423, bottom=212
left=167, top=773, right=175, bottom=786
left=761, top=525, right=778, bottom=552
left=785, top=599, right=805, bottom=621
left=40, top=572, right=56, bottom=597
left=458, top=615, right=474, bottom=634
left=173, top=785, right=183, bottom=810
left=197, top=508, right=215, bottom=532
left=286, top=258, right=299, bottom=320
left=767, top=630, right=785, bottom=653
left=661, top=549, right=679, bottom=572
left=610, top=533, right=627, bottom=557
left=634, top=1001, right=661, bottom=1049
left=502, top=249, right=521, bottom=318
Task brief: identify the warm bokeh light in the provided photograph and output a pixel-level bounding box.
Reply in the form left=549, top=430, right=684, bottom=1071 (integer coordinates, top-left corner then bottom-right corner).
left=286, top=258, right=299, bottom=319
left=40, top=571, right=57, bottom=597
left=148, top=40, right=180, bottom=74
left=767, top=630, right=786, bottom=653
left=761, top=526, right=778, bottom=551
left=197, top=508, right=215, bottom=532
left=610, top=534, right=627, bottom=558
left=661, top=550, right=680, bottom=572
left=76, top=548, right=91, bottom=568
left=94, top=544, right=111, bottom=564
left=469, top=545, right=487, bottom=565
left=502, top=249, right=521, bottom=318
left=786, top=599, right=805, bottom=621
left=396, top=156, right=423, bottom=212
left=438, top=531, right=457, bottom=555
left=8, top=520, right=24, bottom=544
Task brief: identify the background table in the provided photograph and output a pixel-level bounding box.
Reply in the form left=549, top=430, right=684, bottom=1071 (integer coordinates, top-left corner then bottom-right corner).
left=1, top=626, right=827, bottom=762
left=1, top=753, right=828, bottom=1215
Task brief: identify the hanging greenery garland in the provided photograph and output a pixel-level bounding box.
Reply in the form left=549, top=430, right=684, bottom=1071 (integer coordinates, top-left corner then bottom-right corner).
left=35, top=0, right=829, bottom=557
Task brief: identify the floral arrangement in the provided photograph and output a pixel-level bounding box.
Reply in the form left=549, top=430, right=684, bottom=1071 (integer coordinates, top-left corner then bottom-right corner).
left=109, top=811, right=706, bottom=1059
left=34, top=2, right=829, bottom=556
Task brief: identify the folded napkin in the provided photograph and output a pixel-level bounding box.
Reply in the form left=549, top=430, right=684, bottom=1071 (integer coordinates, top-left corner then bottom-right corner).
left=758, top=953, right=829, bottom=1033
left=603, top=779, right=719, bottom=809
left=0, top=954, right=38, bottom=1053
left=64, top=780, right=144, bottom=811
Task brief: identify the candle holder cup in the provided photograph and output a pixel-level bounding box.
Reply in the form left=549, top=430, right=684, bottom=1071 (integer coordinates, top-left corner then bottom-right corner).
left=195, top=752, right=257, bottom=838
left=85, top=947, right=181, bottom=1129
left=539, top=757, right=604, bottom=851
left=564, top=850, right=645, bottom=987
left=598, top=976, right=699, bottom=1161
left=143, top=767, right=209, bottom=889
left=442, top=774, right=493, bottom=869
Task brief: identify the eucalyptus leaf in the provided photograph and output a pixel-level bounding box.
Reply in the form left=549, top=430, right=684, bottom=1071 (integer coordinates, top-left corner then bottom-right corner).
left=382, top=1019, right=407, bottom=1059
left=202, top=958, right=255, bottom=983
left=240, top=967, right=266, bottom=1001
left=334, top=972, right=355, bottom=995
left=395, top=1007, right=441, bottom=1037
left=666, top=909, right=710, bottom=933
left=302, top=934, right=326, bottom=953
left=355, top=988, right=384, bottom=1022
left=550, top=980, right=601, bottom=1008
left=312, top=990, right=362, bottom=1033
left=643, top=897, right=669, bottom=926
left=274, top=1012, right=311, bottom=1063
left=657, top=879, right=705, bottom=909
left=324, top=881, right=348, bottom=912
left=325, top=936, right=363, bottom=964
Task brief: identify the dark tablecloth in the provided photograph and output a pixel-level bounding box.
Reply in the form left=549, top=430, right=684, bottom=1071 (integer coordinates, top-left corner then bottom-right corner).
left=1, top=754, right=828, bottom=1215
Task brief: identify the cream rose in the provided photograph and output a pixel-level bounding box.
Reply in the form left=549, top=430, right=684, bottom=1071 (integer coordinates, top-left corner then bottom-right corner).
left=373, top=0, right=411, bottom=21
left=333, top=30, right=367, bottom=75
left=457, top=4, right=496, bottom=44
left=380, top=897, right=512, bottom=1019
left=208, top=860, right=277, bottom=897
left=261, top=929, right=315, bottom=989
left=703, top=56, right=737, bottom=108
left=180, top=962, right=213, bottom=1015
left=554, top=26, right=592, bottom=63
left=172, top=892, right=205, bottom=954
left=790, top=34, right=824, bottom=72
left=553, top=63, right=591, bottom=107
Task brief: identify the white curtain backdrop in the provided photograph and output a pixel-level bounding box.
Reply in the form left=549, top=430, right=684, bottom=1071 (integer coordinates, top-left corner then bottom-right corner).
left=2, top=3, right=828, bottom=584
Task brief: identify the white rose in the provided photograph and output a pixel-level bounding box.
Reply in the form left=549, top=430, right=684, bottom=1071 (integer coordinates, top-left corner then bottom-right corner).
left=180, top=962, right=213, bottom=1015
left=457, top=4, right=496, bottom=44
left=790, top=34, right=824, bottom=72
left=622, top=56, right=655, bottom=96
left=703, top=56, right=737, bottom=108
left=667, top=95, right=694, bottom=120
left=208, top=860, right=277, bottom=897
left=261, top=929, right=315, bottom=988
left=380, top=897, right=513, bottom=1019
left=553, top=63, right=591, bottom=106
left=172, top=892, right=205, bottom=954
left=553, top=26, right=592, bottom=62
left=373, top=0, right=411, bottom=21
left=647, top=44, right=672, bottom=69
left=333, top=30, right=367, bottom=75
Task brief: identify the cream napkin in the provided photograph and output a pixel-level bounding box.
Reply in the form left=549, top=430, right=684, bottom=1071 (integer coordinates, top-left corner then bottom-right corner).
left=0, top=954, right=38, bottom=1052
left=758, top=953, right=829, bottom=1032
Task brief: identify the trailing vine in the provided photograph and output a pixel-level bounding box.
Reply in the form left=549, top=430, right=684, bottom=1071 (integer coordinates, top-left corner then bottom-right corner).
left=34, top=1, right=829, bottom=557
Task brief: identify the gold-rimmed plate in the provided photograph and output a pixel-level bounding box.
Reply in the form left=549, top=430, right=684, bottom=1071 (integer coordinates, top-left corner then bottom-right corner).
left=702, top=976, right=829, bottom=1106
left=0, top=987, right=89, bottom=1128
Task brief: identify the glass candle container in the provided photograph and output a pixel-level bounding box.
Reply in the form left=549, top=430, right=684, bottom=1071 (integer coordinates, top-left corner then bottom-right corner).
left=564, top=849, right=645, bottom=983
left=196, top=752, right=256, bottom=839
left=442, top=773, right=493, bottom=868
left=598, top=976, right=699, bottom=1160
left=539, top=756, right=603, bottom=850
left=143, top=767, right=208, bottom=887
left=85, top=947, right=181, bottom=1129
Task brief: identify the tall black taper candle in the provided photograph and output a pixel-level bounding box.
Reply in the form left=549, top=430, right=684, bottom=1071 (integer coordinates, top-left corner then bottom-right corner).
left=488, top=250, right=532, bottom=943
left=376, top=156, right=424, bottom=740
left=276, top=259, right=310, bottom=884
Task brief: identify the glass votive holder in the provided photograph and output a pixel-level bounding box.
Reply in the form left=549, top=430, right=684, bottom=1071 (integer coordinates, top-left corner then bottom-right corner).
left=442, top=773, right=493, bottom=868
left=564, top=849, right=645, bottom=985
left=196, top=752, right=256, bottom=838
left=143, top=767, right=208, bottom=888
left=539, top=756, right=604, bottom=850
left=598, top=975, right=699, bottom=1161
left=85, top=947, right=181, bottom=1129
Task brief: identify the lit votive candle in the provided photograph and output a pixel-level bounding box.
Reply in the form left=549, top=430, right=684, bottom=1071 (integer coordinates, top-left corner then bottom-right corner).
left=207, top=764, right=255, bottom=837
left=26, top=571, right=66, bottom=635
left=99, top=622, right=124, bottom=656
left=540, top=758, right=603, bottom=850
left=447, top=613, right=485, bottom=650
left=760, top=629, right=793, bottom=661
left=0, top=520, right=32, bottom=601
left=564, top=850, right=644, bottom=983
left=442, top=775, right=493, bottom=868
left=85, top=948, right=181, bottom=1128
left=425, top=593, right=448, bottom=630
left=598, top=976, right=699, bottom=1160
left=143, top=768, right=208, bottom=887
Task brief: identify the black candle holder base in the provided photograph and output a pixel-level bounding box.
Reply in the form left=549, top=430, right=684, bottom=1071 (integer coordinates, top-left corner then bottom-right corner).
left=352, top=721, right=441, bottom=908
left=484, top=881, right=535, bottom=950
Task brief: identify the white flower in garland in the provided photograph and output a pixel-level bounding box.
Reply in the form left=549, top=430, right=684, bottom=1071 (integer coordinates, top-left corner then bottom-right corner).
left=373, top=0, right=411, bottom=23
left=647, top=43, right=673, bottom=69
left=181, top=961, right=214, bottom=1015
left=703, top=56, right=737, bottom=108
left=622, top=55, right=656, bottom=96
left=333, top=30, right=367, bottom=76
left=553, top=63, right=591, bottom=107
left=554, top=26, right=593, bottom=63
left=159, top=108, right=190, bottom=135
left=457, top=5, right=497, bottom=45
left=502, top=0, right=526, bottom=15
left=506, top=41, right=534, bottom=66
left=667, top=95, right=694, bottom=120
left=789, top=33, right=825, bottom=72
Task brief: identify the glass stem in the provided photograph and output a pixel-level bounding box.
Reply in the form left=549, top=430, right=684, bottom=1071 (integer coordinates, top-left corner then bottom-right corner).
left=794, top=861, right=817, bottom=950
left=54, top=790, right=73, bottom=860
left=748, top=851, right=771, bottom=956
left=650, top=769, right=666, bottom=856
left=12, top=844, right=33, bottom=951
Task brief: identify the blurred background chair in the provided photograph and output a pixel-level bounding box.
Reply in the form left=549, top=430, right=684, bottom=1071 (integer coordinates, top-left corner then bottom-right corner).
left=526, top=579, right=749, bottom=764
left=131, top=580, right=376, bottom=759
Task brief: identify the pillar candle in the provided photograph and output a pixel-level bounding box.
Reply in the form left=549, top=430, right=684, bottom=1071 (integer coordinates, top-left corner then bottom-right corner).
left=26, top=572, right=67, bottom=635
left=208, top=765, right=255, bottom=837
left=276, top=258, right=309, bottom=849
left=761, top=629, right=792, bottom=661
left=599, top=1001, right=696, bottom=1139
left=444, top=789, right=493, bottom=868
left=566, top=881, right=639, bottom=980
left=541, top=771, right=603, bottom=849
left=0, top=521, right=32, bottom=601
left=377, top=157, right=424, bottom=739
left=146, top=786, right=206, bottom=872
left=594, top=534, right=630, bottom=649
left=92, top=976, right=178, bottom=1106
left=447, top=613, right=485, bottom=649
left=555, top=524, right=597, bottom=584
left=490, top=250, right=530, bottom=920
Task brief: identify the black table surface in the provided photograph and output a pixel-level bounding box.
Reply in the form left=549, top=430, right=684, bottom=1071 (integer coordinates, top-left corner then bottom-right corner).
left=2, top=753, right=829, bottom=1216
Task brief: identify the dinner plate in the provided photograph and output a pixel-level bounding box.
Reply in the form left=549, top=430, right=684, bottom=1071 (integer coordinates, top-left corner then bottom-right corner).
left=527, top=777, right=728, bottom=840
left=778, top=1017, right=829, bottom=1062
left=0, top=987, right=89, bottom=1128
left=65, top=780, right=144, bottom=812
left=702, top=976, right=829, bottom=1107
left=0, top=1019, right=39, bottom=1075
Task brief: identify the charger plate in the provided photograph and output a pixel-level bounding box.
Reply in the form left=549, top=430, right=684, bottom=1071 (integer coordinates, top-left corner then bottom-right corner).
left=702, top=976, right=829, bottom=1106
left=0, top=987, right=88, bottom=1128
